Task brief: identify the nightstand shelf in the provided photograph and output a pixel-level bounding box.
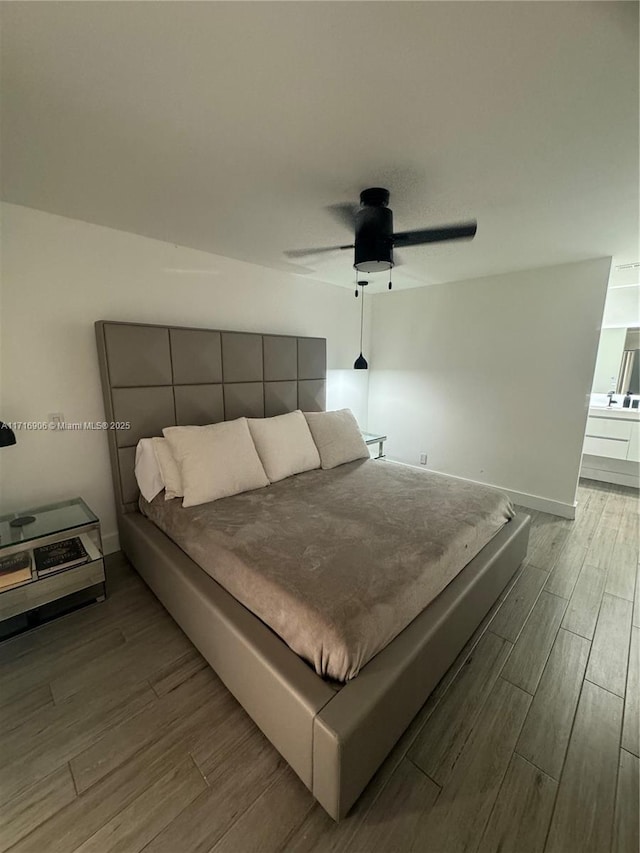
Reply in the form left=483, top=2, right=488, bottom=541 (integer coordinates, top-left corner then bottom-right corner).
left=362, top=431, right=387, bottom=459
left=0, top=498, right=106, bottom=636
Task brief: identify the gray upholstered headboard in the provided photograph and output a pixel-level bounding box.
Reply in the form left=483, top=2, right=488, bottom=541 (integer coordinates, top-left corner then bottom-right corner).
left=95, top=321, right=326, bottom=515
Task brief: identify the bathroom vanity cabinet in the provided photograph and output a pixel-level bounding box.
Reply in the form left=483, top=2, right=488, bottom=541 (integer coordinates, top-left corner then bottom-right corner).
left=581, top=405, right=639, bottom=487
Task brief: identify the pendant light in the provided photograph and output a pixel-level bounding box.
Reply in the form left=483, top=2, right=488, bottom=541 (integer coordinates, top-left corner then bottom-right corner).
left=354, top=279, right=368, bottom=370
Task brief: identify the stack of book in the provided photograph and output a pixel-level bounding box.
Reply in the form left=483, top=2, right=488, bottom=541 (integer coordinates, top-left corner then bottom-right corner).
left=0, top=551, right=32, bottom=591
left=34, top=537, right=89, bottom=577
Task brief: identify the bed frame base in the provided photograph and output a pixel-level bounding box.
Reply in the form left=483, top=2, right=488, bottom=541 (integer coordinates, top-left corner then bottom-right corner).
left=119, top=510, right=529, bottom=821
left=95, top=318, right=530, bottom=821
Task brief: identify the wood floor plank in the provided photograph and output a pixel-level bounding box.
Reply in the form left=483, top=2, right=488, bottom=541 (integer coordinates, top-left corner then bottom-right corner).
left=578, top=480, right=611, bottom=514
left=148, top=648, right=207, bottom=697
left=51, top=623, right=193, bottom=703
left=622, top=626, right=639, bottom=757
left=545, top=680, right=623, bottom=853
left=575, top=482, right=593, bottom=512
left=0, top=600, right=120, bottom=667
left=210, top=765, right=315, bottom=853
left=143, top=728, right=285, bottom=853
left=2, top=677, right=152, bottom=766
left=477, top=754, right=557, bottom=853
left=606, top=489, right=640, bottom=518
left=189, top=693, right=260, bottom=782
left=585, top=593, right=633, bottom=697
left=599, top=507, right=628, bottom=533
left=544, top=538, right=587, bottom=600
left=606, top=540, right=639, bottom=602
left=614, top=509, right=640, bottom=547
left=527, top=516, right=572, bottom=572
left=0, top=766, right=76, bottom=853
left=1, top=681, right=156, bottom=807
left=516, top=628, right=590, bottom=780
left=489, top=564, right=548, bottom=643
left=561, top=562, right=606, bottom=640
left=613, top=749, right=640, bottom=853
left=9, top=731, right=208, bottom=853
left=0, top=628, right=126, bottom=704
left=585, top=524, right=618, bottom=571
left=0, top=684, right=53, bottom=734
left=568, top=508, right=601, bottom=546
left=342, top=759, right=439, bottom=853
left=49, top=617, right=193, bottom=703
left=408, top=631, right=512, bottom=785
left=501, top=591, right=566, bottom=695
left=411, top=678, right=531, bottom=853
left=69, top=667, right=223, bottom=793
left=73, top=756, right=206, bottom=853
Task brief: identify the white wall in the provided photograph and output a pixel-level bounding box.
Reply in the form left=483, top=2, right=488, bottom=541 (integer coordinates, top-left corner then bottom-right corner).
left=591, top=327, right=627, bottom=393
left=0, top=203, right=370, bottom=549
left=367, top=258, right=611, bottom=515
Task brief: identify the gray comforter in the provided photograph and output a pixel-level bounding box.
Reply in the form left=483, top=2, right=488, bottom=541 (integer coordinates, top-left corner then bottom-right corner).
left=140, top=459, right=513, bottom=681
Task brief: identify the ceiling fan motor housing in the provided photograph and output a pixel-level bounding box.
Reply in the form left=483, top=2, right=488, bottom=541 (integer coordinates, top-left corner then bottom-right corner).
left=354, top=188, right=394, bottom=272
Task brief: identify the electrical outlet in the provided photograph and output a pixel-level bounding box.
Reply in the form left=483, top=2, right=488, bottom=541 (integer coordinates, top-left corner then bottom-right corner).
left=419, top=452, right=427, bottom=465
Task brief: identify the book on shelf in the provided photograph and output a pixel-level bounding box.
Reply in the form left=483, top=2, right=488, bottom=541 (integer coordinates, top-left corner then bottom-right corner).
left=0, top=550, right=32, bottom=590
left=34, top=536, right=90, bottom=577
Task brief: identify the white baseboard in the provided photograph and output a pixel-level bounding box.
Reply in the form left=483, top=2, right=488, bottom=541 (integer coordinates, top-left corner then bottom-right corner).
left=102, top=530, right=121, bottom=555
left=385, top=459, right=577, bottom=519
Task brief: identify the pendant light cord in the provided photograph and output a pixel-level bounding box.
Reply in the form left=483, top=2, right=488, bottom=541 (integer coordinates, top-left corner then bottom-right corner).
left=359, top=283, right=364, bottom=354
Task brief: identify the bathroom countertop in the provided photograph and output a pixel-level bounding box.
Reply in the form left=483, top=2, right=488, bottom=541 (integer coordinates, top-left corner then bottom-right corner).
left=588, top=405, right=640, bottom=421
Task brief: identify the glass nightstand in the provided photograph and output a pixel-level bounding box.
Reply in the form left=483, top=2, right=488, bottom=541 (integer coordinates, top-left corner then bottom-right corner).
left=0, top=497, right=105, bottom=638
left=362, top=431, right=387, bottom=459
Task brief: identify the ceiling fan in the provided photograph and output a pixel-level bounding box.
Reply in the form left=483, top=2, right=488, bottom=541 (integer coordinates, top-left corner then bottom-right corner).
left=285, top=187, right=477, bottom=278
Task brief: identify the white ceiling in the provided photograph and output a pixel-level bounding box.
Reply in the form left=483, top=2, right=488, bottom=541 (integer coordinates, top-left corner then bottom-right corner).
left=2, top=1, right=638, bottom=293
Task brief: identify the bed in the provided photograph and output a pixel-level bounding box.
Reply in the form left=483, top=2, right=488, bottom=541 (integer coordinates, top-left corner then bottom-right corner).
left=95, top=319, right=530, bottom=821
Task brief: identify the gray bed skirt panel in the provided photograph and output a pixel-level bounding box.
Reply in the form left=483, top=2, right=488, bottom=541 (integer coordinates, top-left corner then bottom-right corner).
left=118, top=510, right=530, bottom=820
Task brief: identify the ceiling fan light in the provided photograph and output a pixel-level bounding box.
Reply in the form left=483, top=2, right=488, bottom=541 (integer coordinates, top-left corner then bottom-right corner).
left=354, top=353, right=368, bottom=370
left=354, top=259, right=393, bottom=272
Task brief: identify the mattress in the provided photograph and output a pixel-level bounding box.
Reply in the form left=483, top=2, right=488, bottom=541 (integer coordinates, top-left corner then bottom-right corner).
left=140, top=459, right=514, bottom=681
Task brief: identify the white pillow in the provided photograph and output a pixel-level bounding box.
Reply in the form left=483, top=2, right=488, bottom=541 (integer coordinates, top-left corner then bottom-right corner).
left=304, top=409, right=369, bottom=470
left=152, top=437, right=184, bottom=501
left=247, top=411, right=320, bottom=483
left=134, top=439, right=164, bottom=502
left=163, top=418, right=269, bottom=508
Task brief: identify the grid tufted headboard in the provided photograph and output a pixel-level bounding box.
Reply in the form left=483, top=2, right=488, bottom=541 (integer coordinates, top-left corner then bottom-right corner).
left=95, top=321, right=326, bottom=515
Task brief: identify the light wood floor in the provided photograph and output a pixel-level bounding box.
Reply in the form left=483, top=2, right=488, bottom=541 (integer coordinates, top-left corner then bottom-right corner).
left=0, top=479, right=638, bottom=853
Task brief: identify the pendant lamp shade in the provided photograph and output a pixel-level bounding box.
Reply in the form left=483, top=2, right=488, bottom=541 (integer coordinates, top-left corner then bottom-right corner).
left=354, top=353, right=368, bottom=370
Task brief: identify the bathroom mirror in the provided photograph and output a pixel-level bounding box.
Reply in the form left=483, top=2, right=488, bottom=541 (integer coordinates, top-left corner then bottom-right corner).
left=592, top=326, right=640, bottom=394
left=617, top=328, right=640, bottom=394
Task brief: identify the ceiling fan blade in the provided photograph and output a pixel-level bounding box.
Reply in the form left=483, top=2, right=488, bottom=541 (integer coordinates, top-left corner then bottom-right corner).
left=284, top=244, right=353, bottom=259
left=392, top=221, right=477, bottom=247
left=326, top=202, right=359, bottom=230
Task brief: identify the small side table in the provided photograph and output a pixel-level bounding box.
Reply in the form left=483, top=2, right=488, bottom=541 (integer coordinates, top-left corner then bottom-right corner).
left=362, top=431, right=387, bottom=459
left=0, top=497, right=105, bottom=638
